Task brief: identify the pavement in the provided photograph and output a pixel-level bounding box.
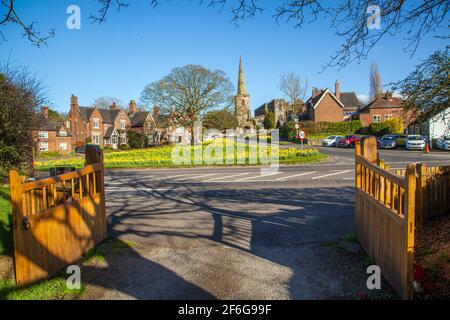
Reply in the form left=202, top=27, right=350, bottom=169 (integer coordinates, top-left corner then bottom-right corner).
left=80, top=147, right=449, bottom=300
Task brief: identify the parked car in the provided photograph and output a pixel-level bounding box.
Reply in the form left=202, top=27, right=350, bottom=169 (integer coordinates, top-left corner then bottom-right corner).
left=75, top=145, right=86, bottom=154
left=336, top=135, right=362, bottom=148
left=405, top=135, right=426, bottom=150
left=436, top=135, right=450, bottom=151
left=380, top=135, right=397, bottom=149
left=394, top=134, right=407, bottom=147
left=321, top=135, right=344, bottom=147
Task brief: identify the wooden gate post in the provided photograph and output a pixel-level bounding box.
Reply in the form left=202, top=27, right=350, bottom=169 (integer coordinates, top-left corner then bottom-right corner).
left=416, top=163, right=427, bottom=225
left=9, top=170, right=24, bottom=285
left=405, top=163, right=417, bottom=299
left=355, top=140, right=361, bottom=189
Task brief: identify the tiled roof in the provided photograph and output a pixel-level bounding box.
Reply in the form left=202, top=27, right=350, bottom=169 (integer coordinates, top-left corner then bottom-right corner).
left=99, top=108, right=121, bottom=124
left=130, top=111, right=150, bottom=127
left=78, top=106, right=95, bottom=121
left=340, top=92, right=361, bottom=111
left=359, top=95, right=403, bottom=112
left=39, top=120, right=63, bottom=131
left=104, top=126, right=116, bottom=138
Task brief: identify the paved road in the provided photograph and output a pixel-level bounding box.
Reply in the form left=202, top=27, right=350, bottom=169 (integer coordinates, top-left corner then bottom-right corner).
left=81, top=147, right=449, bottom=299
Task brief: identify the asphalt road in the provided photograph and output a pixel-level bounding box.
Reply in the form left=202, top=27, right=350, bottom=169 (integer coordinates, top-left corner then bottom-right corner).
left=81, top=147, right=449, bottom=299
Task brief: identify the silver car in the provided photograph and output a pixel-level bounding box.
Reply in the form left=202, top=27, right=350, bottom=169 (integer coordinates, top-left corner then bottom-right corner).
left=405, top=135, right=426, bottom=150
left=380, top=135, right=397, bottom=149
left=321, top=135, right=343, bottom=147
left=437, top=135, right=450, bottom=151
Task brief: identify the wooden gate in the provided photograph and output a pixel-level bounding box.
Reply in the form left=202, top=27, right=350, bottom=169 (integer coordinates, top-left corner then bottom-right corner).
left=355, top=137, right=416, bottom=299
left=9, top=146, right=106, bottom=286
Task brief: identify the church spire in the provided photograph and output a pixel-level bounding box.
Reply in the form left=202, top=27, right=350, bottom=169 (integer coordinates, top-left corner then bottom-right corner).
left=237, top=56, right=247, bottom=95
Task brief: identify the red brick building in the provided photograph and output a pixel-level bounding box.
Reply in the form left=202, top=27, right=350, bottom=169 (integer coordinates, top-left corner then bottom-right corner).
left=358, top=92, right=407, bottom=127
left=67, top=95, right=131, bottom=149
left=304, top=84, right=344, bottom=122
left=36, top=107, right=72, bottom=153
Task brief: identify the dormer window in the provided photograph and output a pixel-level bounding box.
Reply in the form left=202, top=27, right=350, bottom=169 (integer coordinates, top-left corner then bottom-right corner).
left=59, top=131, right=67, bottom=136
left=120, top=120, right=126, bottom=130
left=93, top=118, right=100, bottom=129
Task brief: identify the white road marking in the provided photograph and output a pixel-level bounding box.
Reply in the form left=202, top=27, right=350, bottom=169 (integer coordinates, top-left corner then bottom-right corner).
left=202, top=172, right=250, bottom=182
left=174, top=173, right=217, bottom=181
left=342, top=177, right=355, bottom=180
left=276, top=171, right=318, bottom=181
left=234, top=172, right=283, bottom=182
left=311, top=170, right=352, bottom=180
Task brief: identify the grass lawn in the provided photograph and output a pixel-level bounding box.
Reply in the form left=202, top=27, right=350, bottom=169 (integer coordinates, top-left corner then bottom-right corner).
left=0, top=185, right=12, bottom=256
left=35, top=139, right=328, bottom=170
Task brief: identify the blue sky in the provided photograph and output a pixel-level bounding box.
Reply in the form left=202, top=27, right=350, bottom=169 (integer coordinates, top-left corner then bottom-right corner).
left=0, top=0, right=446, bottom=114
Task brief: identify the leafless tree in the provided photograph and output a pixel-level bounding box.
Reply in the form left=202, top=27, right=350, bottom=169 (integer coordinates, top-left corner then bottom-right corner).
left=92, top=96, right=124, bottom=109
left=369, top=62, right=382, bottom=101
left=2, top=1, right=448, bottom=68
left=278, top=73, right=308, bottom=117
left=140, top=64, right=234, bottom=144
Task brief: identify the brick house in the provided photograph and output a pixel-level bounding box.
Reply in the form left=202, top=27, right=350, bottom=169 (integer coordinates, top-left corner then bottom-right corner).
left=303, top=81, right=344, bottom=122
left=357, top=92, right=407, bottom=127
left=67, top=95, right=131, bottom=149
left=36, top=107, right=72, bottom=153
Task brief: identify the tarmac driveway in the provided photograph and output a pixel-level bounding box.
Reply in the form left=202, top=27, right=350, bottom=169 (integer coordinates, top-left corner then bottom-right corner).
left=80, top=167, right=395, bottom=299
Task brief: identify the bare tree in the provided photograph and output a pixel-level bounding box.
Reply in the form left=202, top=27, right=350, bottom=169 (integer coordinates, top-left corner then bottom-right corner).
left=278, top=73, right=308, bottom=118
left=2, top=1, right=448, bottom=69
left=92, top=96, right=124, bottom=109
left=369, top=62, right=382, bottom=101
left=140, top=64, right=234, bottom=144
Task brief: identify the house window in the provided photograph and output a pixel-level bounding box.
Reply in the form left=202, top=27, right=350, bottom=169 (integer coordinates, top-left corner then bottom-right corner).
left=384, top=114, right=393, bottom=121
left=59, top=143, right=68, bottom=151
left=93, top=118, right=100, bottom=129
left=120, top=133, right=126, bottom=144
left=111, top=135, right=118, bottom=144
left=39, top=131, right=48, bottom=139
left=92, top=134, right=100, bottom=145
left=66, top=121, right=70, bottom=129
left=59, top=130, right=67, bottom=136
left=39, top=142, right=49, bottom=151
left=120, top=120, right=126, bottom=130
left=373, top=115, right=381, bottom=123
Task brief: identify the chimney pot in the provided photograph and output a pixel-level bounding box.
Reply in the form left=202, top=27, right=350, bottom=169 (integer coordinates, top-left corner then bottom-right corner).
left=110, top=102, right=117, bottom=111
left=129, top=100, right=137, bottom=115
left=70, top=95, right=79, bottom=110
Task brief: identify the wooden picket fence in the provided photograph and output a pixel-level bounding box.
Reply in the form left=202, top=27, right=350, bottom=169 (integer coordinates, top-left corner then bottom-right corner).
left=9, top=146, right=106, bottom=286
left=355, top=137, right=416, bottom=299
left=394, top=164, right=450, bottom=225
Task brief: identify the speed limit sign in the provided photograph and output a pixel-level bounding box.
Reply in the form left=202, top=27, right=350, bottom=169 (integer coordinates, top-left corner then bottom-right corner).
left=297, top=130, right=306, bottom=140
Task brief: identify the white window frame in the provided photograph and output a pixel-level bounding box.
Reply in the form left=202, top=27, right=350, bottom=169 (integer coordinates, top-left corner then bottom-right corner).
left=39, top=142, right=49, bottom=151
left=66, top=121, right=71, bottom=129
left=59, top=143, right=68, bottom=151
left=93, top=118, right=100, bottom=129
left=373, top=115, right=381, bottom=123
left=120, top=120, right=126, bottom=130
left=384, top=114, right=393, bottom=121
left=111, top=135, right=118, bottom=144
left=59, top=130, right=67, bottom=136
left=39, top=131, right=48, bottom=139
left=120, top=133, right=126, bottom=144
left=92, top=134, right=100, bottom=145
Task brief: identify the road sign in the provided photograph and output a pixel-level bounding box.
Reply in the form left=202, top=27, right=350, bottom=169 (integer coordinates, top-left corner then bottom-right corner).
left=298, top=130, right=306, bottom=140
left=294, top=124, right=299, bottom=129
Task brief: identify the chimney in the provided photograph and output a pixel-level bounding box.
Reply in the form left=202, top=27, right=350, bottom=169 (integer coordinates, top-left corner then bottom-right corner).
left=335, top=80, right=341, bottom=101
left=312, top=87, right=320, bottom=98
left=70, top=94, right=78, bottom=111
left=153, top=106, right=160, bottom=121
left=129, top=100, right=137, bottom=115
left=385, top=91, right=393, bottom=101
left=41, top=106, right=49, bottom=118
left=110, top=102, right=117, bottom=111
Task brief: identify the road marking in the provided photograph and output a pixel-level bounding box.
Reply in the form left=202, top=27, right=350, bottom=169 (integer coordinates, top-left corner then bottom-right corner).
left=202, top=172, right=250, bottom=182
left=311, top=170, right=352, bottom=180
left=276, top=171, right=318, bottom=181
left=343, top=177, right=355, bottom=180
left=234, top=172, right=283, bottom=182
left=174, top=173, right=217, bottom=181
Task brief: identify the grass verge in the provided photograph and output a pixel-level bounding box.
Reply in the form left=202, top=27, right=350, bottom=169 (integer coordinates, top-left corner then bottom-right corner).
left=0, top=185, right=12, bottom=256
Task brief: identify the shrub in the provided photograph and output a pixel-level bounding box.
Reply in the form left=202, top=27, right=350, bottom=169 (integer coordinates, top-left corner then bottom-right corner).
left=127, top=130, right=148, bottom=148
left=385, top=118, right=404, bottom=134
left=263, top=111, right=275, bottom=129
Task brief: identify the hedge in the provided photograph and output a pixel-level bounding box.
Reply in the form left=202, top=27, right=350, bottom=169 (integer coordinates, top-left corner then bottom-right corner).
left=281, top=120, right=363, bottom=141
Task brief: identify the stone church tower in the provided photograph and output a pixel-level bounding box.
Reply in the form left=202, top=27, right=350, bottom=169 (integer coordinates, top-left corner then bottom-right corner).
left=234, top=56, right=251, bottom=128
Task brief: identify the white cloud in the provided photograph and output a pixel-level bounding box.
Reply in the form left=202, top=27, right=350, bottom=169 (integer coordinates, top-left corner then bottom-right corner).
left=357, top=94, right=370, bottom=104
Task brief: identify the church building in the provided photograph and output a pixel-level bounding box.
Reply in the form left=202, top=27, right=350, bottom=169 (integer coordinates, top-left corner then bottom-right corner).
left=234, top=57, right=252, bottom=128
